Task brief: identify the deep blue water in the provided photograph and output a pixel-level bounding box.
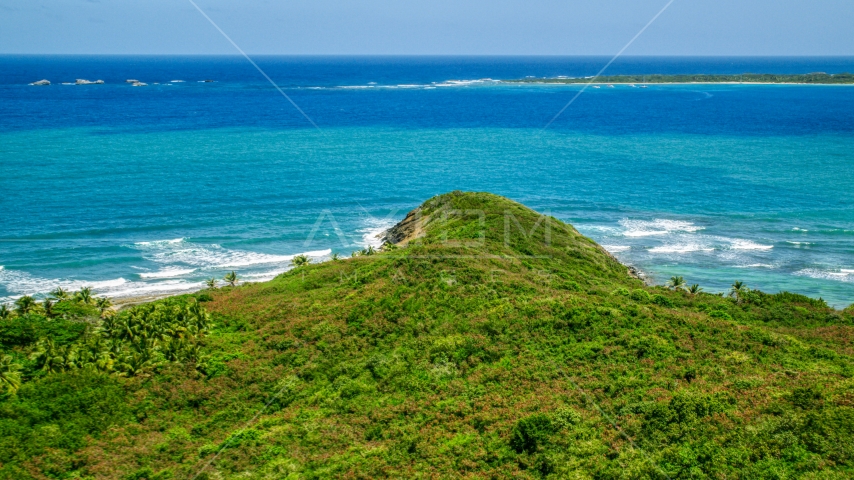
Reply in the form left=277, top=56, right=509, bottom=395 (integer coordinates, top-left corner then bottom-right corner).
left=1, top=56, right=853, bottom=306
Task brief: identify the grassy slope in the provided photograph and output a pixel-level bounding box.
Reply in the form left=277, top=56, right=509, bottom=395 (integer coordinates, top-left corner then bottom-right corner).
left=4, top=191, right=854, bottom=479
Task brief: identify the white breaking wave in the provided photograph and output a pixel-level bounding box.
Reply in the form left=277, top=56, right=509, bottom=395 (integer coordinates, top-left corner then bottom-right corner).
left=138, top=267, right=197, bottom=279
left=105, top=280, right=204, bottom=298
left=602, top=245, right=631, bottom=253
left=729, top=239, right=773, bottom=251
left=359, top=218, right=397, bottom=249
left=648, top=243, right=714, bottom=254
left=795, top=268, right=854, bottom=283
left=135, top=238, right=185, bottom=247
left=0, top=238, right=337, bottom=303
left=0, top=266, right=193, bottom=301
left=434, top=79, right=498, bottom=87
left=0, top=267, right=129, bottom=297
left=735, top=263, right=775, bottom=269
left=134, top=239, right=330, bottom=269
left=620, top=218, right=704, bottom=237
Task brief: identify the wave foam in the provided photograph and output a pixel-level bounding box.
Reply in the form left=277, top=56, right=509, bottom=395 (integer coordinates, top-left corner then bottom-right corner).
left=0, top=267, right=131, bottom=299
left=107, top=280, right=204, bottom=298
left=135, top=239, right=330, bottom=269
left=135, top=238, right=185, bottom=247
left=620, top=218, right=704, bottom=237
left=602, top=245, right=630, bottom=253
left=1, top=239, right=335, bottom=302
left=795, top=269, right=854, bottom=283
left=648, top=243, right=714, bottom=254
left=138, top=268, right=196, bottom=279
left=730, top=240, right=774, bottom=251
left=0, top=265, right=204, bottom=301
left=358, top=218, right=397, bottom=249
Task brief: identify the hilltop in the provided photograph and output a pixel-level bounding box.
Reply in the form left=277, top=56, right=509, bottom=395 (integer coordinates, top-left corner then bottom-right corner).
left=1, top=192, right=853, bottom=479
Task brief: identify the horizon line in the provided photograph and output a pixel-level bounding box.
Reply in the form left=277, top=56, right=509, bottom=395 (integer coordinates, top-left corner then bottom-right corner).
left=3, top=53, right=854, bottom=58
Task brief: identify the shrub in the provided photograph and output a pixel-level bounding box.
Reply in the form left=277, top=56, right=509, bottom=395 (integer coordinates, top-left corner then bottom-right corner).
left=652, top=294, right=674, bottom=308
left=0, top=371, right=130, bottom=464
left=708, top=310, right=732, bottom=321
left=509, top=414, right=554, bottom=453
left=630, top=289, right=651, bottom=303
left=0, top=314, right=87, bottom=349
left=552, top=407, right=582, bottom=429
left=772, top=291, right=829, bottom=309
left=789, top=387, right=823, bottom=409
left=195, top=293, right=213, bottom=302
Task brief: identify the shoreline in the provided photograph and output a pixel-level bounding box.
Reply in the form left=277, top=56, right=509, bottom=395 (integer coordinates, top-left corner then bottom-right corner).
left=111, top=293, right=185, bottom=310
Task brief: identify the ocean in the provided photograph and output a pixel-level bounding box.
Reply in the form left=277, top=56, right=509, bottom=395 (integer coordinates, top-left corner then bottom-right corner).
left=1, top=56, right=853, bottom=307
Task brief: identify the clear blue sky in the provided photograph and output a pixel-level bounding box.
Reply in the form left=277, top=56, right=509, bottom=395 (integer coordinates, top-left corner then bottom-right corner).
left=1, top=0, right=852, bottom=55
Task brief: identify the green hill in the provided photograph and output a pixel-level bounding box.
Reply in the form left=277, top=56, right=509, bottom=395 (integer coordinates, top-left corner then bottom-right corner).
left=1, top=191, right=853, bottom=479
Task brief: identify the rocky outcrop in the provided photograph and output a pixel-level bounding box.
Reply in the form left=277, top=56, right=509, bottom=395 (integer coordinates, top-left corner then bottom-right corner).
left=75, top=79, right=104, bottom=85
left=29, top=79, right=50, bottom=86
left=380, top=206, right=428, bottom=246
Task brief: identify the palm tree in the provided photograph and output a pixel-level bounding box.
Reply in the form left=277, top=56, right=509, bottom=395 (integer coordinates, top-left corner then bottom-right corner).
left=50, top=287, right=70, bottom=301
left=0, top=356, right=22, bottom=394
left=205, top=278, right=218, bottom=289
left=292, top=254, right=310, bottom=268
left=14, top=296, right=38, bottom=315
left=688, top=284, right=703, bottom=295
left=0, top=305, right=11, bottom=320
left=95, top=297, right=113, bottom=317
left=729, top=281, right=748, bottom=304
left=162, top=337, right=185, bottom=362
left=117, top=351, right=151, bottom=376
left=42, top=299, right=55, bottom=318
left=331, top=253, right=341, bottom=261
left=74, top=287, right=94, bottom=305
left=223, top=271, right=238, bottom=287
left=31, top=339, right=62, bottom=374
left=359, top=246, right=376, bottom=256
left=667, top=276, right=687, bottom=291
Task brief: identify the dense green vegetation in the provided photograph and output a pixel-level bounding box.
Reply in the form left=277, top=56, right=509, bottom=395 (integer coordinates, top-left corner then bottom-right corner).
left=510, top=72, right=854, bottom=84
left=1, top=191, right=852, bottom=479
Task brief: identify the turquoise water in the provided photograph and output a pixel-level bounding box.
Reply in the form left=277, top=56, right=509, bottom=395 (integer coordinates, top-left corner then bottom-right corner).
left=1, top=57, right=853, bottom=307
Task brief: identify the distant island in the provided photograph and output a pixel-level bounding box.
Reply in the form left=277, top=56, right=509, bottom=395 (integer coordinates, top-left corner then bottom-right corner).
left=509, top=72, right=854, bottom=85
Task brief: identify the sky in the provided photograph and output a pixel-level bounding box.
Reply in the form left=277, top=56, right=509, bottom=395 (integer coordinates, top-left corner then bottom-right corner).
left=1, top=0, right=853, bottom=56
